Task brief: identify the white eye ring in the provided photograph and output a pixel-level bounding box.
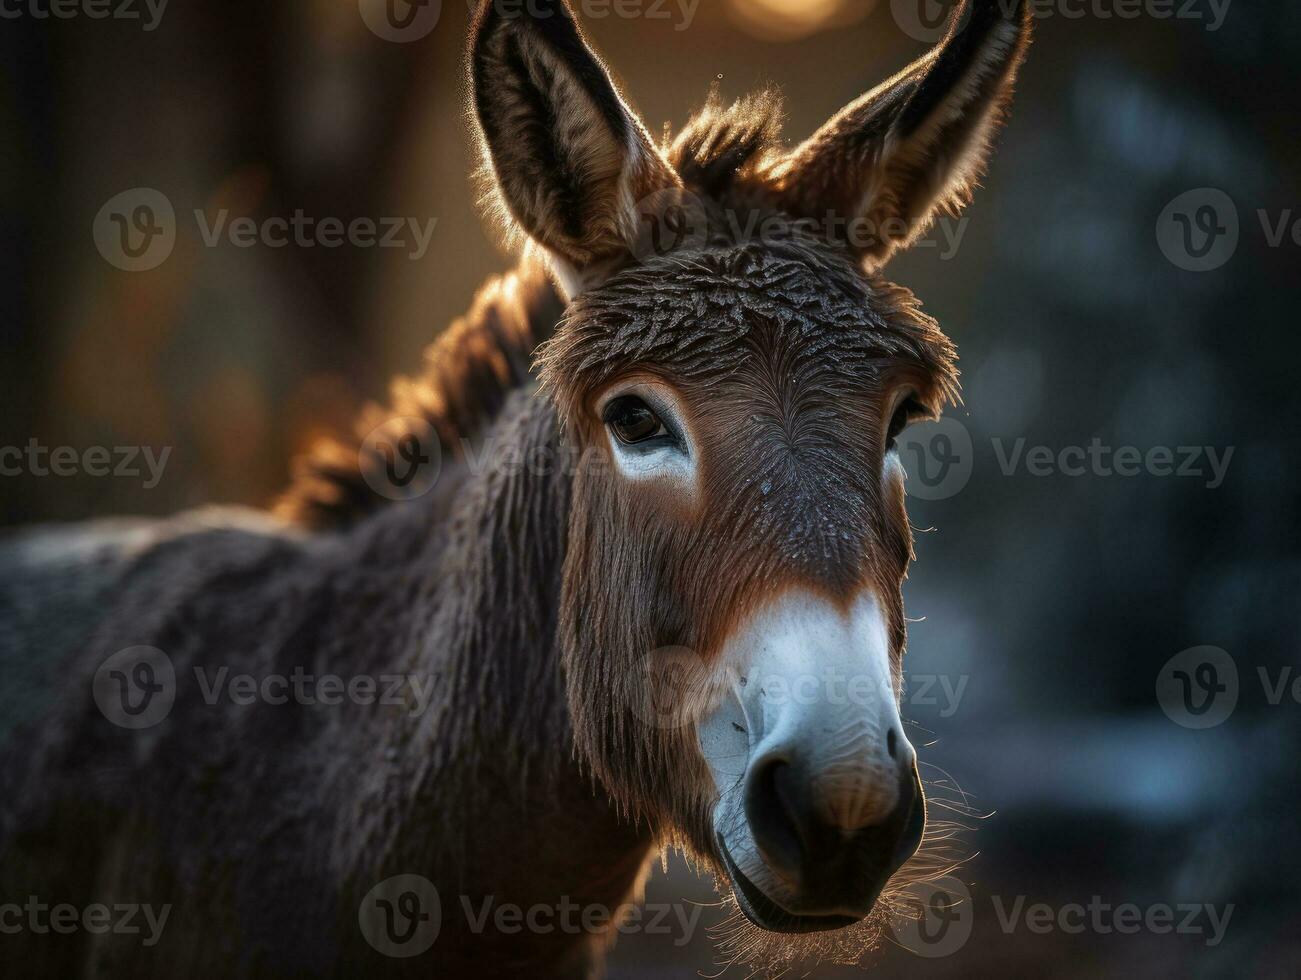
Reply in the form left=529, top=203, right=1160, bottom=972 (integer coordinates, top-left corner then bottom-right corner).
left=596, top=380, right=698, bottom=490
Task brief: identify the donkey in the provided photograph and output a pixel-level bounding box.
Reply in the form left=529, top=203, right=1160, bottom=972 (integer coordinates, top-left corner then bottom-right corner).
left=0, top=1, right=1031, bottom=976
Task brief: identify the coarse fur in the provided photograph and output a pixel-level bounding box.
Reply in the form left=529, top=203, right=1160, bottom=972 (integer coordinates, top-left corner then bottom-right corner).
left=0, top=2, right=1031, bottom=976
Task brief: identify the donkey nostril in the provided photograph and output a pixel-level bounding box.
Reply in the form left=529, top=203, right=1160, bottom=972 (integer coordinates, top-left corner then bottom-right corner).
left=745, top=759, right=805, bottom=875
left=887, top=727, right=898, bottom=760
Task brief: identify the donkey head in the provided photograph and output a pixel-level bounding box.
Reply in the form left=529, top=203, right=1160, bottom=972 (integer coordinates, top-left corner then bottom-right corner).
left=471, top=0, right=1030, bottom=951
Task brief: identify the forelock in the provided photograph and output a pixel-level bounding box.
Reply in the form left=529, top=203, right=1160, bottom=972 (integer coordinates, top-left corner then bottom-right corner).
left=536, top=239, right=959, bottom=424
left=669, top=88, right=786, bottom=200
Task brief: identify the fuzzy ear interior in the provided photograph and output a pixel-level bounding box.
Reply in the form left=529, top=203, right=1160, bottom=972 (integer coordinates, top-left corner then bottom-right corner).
left=769, top=0, right=1033, bottom=269
left=470, top=0, right=679, bottom=293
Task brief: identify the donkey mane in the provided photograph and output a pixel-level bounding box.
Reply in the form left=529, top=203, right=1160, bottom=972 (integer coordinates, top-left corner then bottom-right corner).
left=276, top=255, right=563, bottom=529
left=668, top=88, right=785, bottom=197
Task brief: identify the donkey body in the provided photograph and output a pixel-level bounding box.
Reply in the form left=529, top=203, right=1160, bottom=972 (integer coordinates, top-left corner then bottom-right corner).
left=0, top=267, right=637, bottom=977
left=0, top=2, right=1031, bottom=977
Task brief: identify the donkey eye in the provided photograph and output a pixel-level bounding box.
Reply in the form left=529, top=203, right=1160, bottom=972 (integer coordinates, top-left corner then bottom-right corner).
left=604, top=396, right=669, bottom=446
left=886, top=399, right=919, bottom=449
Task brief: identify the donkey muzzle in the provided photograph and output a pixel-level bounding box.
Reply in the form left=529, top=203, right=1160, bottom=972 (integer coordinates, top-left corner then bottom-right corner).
left=739, top=754, right=924, bottom=927
left=699, top=590, right=925, bottom=932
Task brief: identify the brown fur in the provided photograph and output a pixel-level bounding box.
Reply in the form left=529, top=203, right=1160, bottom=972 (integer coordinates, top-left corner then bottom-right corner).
left=277, top=256, right=564, bottom=528
left=273, top=6, right=1027, bottom=969
left=0, top=2, right=1031, bottom=976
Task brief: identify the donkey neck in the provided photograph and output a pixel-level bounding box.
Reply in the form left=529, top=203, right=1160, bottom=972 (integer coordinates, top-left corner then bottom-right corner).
left=347, top=387, right=653, bottom=940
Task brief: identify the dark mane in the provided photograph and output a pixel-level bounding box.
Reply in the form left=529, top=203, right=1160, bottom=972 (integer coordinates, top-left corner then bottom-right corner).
left=669, top=88, right=786, bottom=197
left=275, top=255, right=564, bottom=529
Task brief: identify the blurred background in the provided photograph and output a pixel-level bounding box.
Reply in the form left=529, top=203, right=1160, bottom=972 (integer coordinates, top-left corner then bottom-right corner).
left=2, top=0, right=1299, bottom=976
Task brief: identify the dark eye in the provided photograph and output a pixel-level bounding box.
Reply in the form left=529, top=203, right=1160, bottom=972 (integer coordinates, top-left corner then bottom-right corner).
left=886, top=398, right=919, bottom=448
left=604, top=396, right=668, bottom=446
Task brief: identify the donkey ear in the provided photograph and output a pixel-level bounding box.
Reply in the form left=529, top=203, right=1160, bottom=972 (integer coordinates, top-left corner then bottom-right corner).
left=771, top=0, right=1032, bottom=269
left=470, top=0, right=679, bottom=292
